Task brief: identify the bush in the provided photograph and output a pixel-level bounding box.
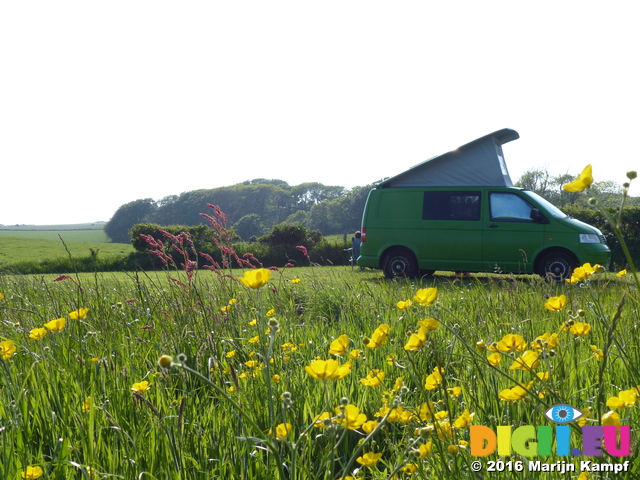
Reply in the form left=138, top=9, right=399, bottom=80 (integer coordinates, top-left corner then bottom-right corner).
left=257, top=223, right=322, bottom=248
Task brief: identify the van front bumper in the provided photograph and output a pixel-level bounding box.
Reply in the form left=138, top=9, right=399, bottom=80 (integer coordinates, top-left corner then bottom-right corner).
left=577, top=245, right=611, bottom=269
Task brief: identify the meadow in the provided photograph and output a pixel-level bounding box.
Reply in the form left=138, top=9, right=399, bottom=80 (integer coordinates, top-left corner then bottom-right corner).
left=2, top=170, right=640, bottom=479
left=1, top=260, right=639, bottom=479
left=0, top=227, right=133, bottom=265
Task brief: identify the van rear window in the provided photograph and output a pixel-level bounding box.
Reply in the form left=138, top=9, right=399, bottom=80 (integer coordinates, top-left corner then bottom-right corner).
left=423, top=191, right=481, bottom=221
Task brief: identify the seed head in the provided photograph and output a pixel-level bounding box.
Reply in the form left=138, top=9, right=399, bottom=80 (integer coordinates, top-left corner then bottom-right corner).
left=158, top=355, right=173, bottom=369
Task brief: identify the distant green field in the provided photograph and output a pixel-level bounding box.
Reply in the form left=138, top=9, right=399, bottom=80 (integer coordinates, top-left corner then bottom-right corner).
left=0, top=227, right=133, bottom=264
left=0, top=228, right=109, bottom=243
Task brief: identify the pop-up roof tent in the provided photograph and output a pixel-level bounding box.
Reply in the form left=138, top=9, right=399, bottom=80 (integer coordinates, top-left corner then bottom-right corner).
left=377, top=128, right=519, bottom=188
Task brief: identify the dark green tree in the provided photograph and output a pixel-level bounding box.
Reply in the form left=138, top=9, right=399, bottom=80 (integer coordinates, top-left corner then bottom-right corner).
left=104, top=198, right=157, bottom=243
left=234, top=214, right=266, bottom=241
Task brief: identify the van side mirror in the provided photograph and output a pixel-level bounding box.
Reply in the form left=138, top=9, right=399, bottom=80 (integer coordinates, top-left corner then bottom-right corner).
left=530, top=208, right=548, bottom=223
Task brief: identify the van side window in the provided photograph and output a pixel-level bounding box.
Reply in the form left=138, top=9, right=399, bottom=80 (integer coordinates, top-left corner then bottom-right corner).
left=489, top=193, right=534, bottom=222
left=423, top=191, right=481, bottom=221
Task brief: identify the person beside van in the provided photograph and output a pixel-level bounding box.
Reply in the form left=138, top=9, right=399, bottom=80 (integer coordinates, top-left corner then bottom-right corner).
left=352, top=231, right=362, bottom=266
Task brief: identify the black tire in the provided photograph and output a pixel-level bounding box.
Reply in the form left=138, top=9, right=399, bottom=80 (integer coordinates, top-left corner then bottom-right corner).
left=537, top=251, right=577, bottom=282
left=383, top=249, right=418, bottom=279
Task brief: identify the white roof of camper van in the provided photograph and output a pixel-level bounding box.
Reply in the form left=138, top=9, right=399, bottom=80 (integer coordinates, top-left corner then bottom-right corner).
left=377, top=128, right=519, bottom=188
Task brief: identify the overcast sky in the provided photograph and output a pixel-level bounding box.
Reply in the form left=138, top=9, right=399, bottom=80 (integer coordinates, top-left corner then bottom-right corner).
left=1, top=1, right=638, bottom=226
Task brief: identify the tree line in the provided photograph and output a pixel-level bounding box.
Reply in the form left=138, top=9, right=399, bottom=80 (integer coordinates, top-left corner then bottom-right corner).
left=104, top=180, right=371, bottom=244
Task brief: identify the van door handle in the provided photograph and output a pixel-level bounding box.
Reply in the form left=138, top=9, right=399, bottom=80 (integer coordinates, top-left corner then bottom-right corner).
left=487, top=224, right=499, bottom=228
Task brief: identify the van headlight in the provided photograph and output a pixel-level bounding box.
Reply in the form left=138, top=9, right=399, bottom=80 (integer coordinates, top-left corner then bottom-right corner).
left=579, top=234, right=601, bottom=244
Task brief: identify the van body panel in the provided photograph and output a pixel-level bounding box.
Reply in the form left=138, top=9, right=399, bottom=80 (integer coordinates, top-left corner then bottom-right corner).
left=357, top=185, right=610, bottom=277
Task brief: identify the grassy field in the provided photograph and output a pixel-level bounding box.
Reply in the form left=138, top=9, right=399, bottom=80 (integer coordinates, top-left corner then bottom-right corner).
left=0, top=227, right=133, bottom=265
left=1, top=261, right=638, bottom=479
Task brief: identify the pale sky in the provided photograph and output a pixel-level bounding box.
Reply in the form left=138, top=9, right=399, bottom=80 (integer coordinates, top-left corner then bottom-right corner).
left=1, top=1, right=638, bottom=226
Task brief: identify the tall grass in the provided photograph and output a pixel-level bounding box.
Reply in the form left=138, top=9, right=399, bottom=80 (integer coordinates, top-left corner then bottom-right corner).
left=1, top=264, right=638, bottom=479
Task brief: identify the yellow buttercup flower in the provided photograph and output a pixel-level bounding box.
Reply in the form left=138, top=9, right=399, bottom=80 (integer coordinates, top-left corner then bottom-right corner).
left=418, top=441, right=433, bottom=457
left=21, top=466, right=44, bottom=479
left=402, top=463, right=418, bottom=474
left=290, top=278, right=301, bottom=284
left=334, top=404, right=367, bottom=430
left=562, top=164, right=593, bottom=192
left=391, top=376, right=404, bottom=393
left=453, top=409, right=474, bottom=429
left=509, top=350, right=540, bottom=371
left=239, top=268, right=271, bottom=289
left=531, top=332, right=560, bottom=351
left=328, top=334, right=350, bottom=356
left=362, top=420, right=379, bottom=434
left=601, top=410, right=621, bottom=426
left=131, top=380, right=152, bottom=394
left=496, top=333, right=527, bottom=352
left=590, top=345, right=604, bottom=361
left=44, top=317, right=66, bottom=332
left=365, top=324, right=390, bottom=349
left=413, top=287, right=438, bottom=306
left=569, top=322, right=591, bottom=337
left=487, top=352, right=501, bottom=366
left=536, top=372, right=549, bottom=382
left=566, top=263, right=600, bottom=284
left=360, top=369, right=385, bottom=387
left=447, top=386, right=462, bottom=397
left=617, top=269, right=627, bottom=277
left=404, top=326, right=428, bottom=351
left=397, top=299, right=412, bottom=310
left=0, top=340, right=16, bottom=360
left=29, top=328, right=47, bottom=340
left=68, top=308, right=90, bottom=320
left=349, top=349, right=362, bottom=359
left=312, top=412, right=332, bottom=428
left=418, top=317, right=440, bottom=331
left=82, top=396, right=92, bottom=413
left=424, top=366, right=444, bottom=390
left=544, top=295, right=566, bottom=312
left=356, top=452, right=382, bottom=467
left=270, top=422, right=292, bottom=441
left=498, top=384, right=529, bottom=402
left=305, top=359, right=351, bottom=381
left=606, top=388, right=638, bottom=409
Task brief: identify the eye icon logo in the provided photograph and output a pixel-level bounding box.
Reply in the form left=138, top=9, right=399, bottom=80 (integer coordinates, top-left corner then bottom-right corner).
left=544, top=404, right=584, bottom=424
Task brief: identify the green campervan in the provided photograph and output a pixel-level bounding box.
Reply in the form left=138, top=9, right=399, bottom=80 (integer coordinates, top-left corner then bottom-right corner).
left=357, top=129, right=610, bottom=280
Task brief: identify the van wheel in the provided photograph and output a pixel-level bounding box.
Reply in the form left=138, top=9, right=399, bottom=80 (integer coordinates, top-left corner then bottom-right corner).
left=537, top=252, right=577, bottom=282
left=383, top=249, right=418, bottom=279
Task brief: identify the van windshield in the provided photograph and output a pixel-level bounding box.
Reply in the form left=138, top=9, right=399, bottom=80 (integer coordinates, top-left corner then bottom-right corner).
left=523, top=191, right=568, bottom=218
